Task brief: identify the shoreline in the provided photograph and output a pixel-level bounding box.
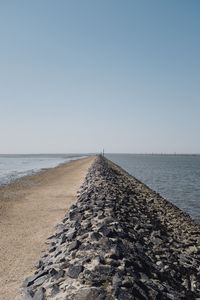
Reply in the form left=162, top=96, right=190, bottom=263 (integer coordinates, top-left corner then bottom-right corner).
left=0, top=156, right=95, bottom=300
left=0, top=156, right=89, bottom=203
left=0, top=155, right=88, bottom=188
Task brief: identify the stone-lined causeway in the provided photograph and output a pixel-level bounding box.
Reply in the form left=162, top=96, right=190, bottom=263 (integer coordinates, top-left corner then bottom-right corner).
left=23, top=155, right=200, bottom=299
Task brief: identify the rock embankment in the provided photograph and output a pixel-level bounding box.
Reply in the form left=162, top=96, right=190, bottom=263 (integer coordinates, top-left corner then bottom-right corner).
left=23, top=155, right=200, bottom=299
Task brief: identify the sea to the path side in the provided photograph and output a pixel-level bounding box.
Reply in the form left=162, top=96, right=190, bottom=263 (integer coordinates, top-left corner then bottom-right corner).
left=0, top=156, right=95, bottom=300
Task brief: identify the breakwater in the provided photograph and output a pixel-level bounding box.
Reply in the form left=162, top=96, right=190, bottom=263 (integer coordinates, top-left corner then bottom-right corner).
left=23, top=155, right=200, bottom=299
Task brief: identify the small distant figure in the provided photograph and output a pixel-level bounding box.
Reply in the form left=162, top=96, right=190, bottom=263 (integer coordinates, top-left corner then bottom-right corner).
left=100, top=149, right=105, bottom=157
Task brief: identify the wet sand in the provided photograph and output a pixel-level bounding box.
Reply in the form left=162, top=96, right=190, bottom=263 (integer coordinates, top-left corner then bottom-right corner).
left=0, top=156, right=95, bottom=300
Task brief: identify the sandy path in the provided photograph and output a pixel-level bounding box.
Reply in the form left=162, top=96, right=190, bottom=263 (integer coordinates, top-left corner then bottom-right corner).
left=0, top=156, right=95, bottom=300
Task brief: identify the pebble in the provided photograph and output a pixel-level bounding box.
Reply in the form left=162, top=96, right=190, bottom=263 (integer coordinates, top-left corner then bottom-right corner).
left=68, top=264, right=83, bottom=278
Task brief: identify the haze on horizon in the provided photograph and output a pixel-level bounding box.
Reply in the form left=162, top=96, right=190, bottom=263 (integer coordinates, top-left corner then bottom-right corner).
left=0, top=1, right=199, bottom=154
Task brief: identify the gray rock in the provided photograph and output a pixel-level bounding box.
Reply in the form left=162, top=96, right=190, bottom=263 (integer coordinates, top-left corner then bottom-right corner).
left=68, top=240, right=81, bottom=252
left=23, top=291, right=33, bottom=300
left=32, top=275, right=48, bottom=288
left=24, top=270, right=48, bottom=287
left=68, top=264, right=83, bottom=278
left=112, top=273, right=122, bottom=288
left=90, top=232, right=102, bottom=241
left=54, top=269, right=65, bottom=280
left=98, top=225, right=112, bottom=237
left=50, top=284, right=60, bottom=296
left=117, top=288, right=133, bottom=300
left=73, top=287, right=106, bottom=300
left=33, top=288, right=45, bottom=300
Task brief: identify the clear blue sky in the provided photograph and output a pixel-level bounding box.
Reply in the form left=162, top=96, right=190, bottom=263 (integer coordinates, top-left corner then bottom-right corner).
left=0, top=0, right=199, bottom=153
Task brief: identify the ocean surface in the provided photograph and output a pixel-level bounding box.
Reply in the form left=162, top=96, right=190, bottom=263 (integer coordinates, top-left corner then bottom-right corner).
left=0, top=154, right=86, bottom=186
left=106, top=154, right=200, bottom=222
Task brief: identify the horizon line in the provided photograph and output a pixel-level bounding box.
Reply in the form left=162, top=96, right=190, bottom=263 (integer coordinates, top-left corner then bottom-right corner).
left=0, top=152, right=200, bottom=156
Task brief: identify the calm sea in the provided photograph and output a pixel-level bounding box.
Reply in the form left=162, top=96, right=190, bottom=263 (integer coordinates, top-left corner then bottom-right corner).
left=106, top=154, right=200, bottom=222
left=0, top=154, right=86, bottom=186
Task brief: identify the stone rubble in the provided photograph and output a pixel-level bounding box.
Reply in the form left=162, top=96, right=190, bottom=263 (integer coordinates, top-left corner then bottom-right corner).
left=23, top=155, right=200, bottom=299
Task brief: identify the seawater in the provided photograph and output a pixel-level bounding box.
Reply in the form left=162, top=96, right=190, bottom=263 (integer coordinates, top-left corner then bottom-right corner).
left=106, top=154, right=200, bottom=222
left=0, top=154, right=86, bottom=186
